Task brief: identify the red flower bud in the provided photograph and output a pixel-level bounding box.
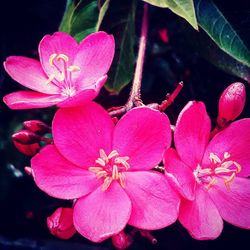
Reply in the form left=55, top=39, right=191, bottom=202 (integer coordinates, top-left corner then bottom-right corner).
left=218, top=82, right=246, bottom=125
left=47, top=207, right=76, bottom=240
left=12, top=130, right=41, bottom=144
left=111, top=231, right=133, bottom=250
left=13, top=141, right=40, bottom=156
left=159, top=28, right=169, bottom=43
left=23, top=120, right=51, bottom=135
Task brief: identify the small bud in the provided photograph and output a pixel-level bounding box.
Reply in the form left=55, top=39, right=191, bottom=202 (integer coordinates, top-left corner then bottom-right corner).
left=23, top=120, right=51, bottom=135
left=159, top=28, right=169, bottom=43
left=111, top=231, right=133, bottom=250
left=47, top=207, right=76, bottom=240
left=218, top=82, right=246, bottom=125
left=139, top=230, right=157, bottom=245
left=12, top=130, right=41, bottom=144
left=13, top=141, right=40, bottom=156
left=24, top=166, right=33, bottom=176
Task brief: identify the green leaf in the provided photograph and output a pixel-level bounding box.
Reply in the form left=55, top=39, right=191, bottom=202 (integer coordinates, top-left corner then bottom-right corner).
left=195, top=0, right=250, bottom=68
left=59, top=0, right=110, bottom=41
left=103, top=0, right=136, bottom=93
left=143, top=0, right=198, bottom=30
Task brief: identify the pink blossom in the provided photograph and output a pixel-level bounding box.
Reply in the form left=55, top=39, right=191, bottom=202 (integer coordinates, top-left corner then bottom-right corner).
left=31, top=102, right=180, bottom=242
left=47, top=207, right=76, bottom=240
left=3, top=32, right=114, bottom=109
left=164, top=101, right=250, bottom=239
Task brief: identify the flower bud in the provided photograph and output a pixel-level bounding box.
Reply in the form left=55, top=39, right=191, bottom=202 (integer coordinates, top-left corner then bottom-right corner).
left=23, top=120, right=51, bottom=135
left=12, top=130, right=41, bottom=144
left=159, top=28, right=169, bottom=43
left=47, top=207, right=76, bottom=240
left=13, top=141, right=40, bottom=156
left=139, top=230, right=157, bottom=245
left=218, top=82, right=246, bottom=125
left=111, top=231, right=133, bottom=250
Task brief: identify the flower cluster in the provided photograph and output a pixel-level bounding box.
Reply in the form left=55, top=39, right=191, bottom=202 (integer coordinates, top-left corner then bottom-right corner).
left=3, top=31, right=250, bottom=247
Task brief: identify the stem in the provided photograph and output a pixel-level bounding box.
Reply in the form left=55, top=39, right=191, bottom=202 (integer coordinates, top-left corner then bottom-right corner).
left=126, top=3, right=148, bottom=109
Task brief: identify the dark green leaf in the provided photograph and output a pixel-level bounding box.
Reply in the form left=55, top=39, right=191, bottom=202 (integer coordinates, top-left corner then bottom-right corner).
left=102, top=0, right=136, bottom=93
left=195, top=0, right=250, bottom=67
left=143, top=0, right=198, bottom=30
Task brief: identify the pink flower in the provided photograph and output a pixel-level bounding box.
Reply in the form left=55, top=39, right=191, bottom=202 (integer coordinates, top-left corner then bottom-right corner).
left=164, top=101, right=250, bottom=239
left=47, top=207, right=76, bottom=240
left=3, top=32, right=114, bottom=109
left=31, top=102, right=180, bottom=242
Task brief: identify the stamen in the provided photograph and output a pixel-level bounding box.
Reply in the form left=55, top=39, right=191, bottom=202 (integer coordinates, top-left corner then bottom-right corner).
left=214, top=167, right=232, bottom=174
left=49, top=53, right=57, bottom=66
left=99, top=149, right=108, bottom=162
left=119, top=173, right=126, bottom=188
left=224, top=173, right=236, bottom=191
left=102, top=177, right=113, bottom=191
left=224, top=152, right=231, bottom=159
left=88, top=166, right=103, bottom=173
left=108, top=150, right=119, bottom=159
left=45, top=74, right=56, bottom=84
left=209, top=153, right=221, bottom=164
left=56, top=54, right=69, bottom=62
left=234, top=162, right=241, bottom=173
left=206, top=177, right=217, bottom=190
left=112, top=165, right=119, bottom=180
left=96, top=170, right=108, bottom=179
left=221, top=161, right=234, bottom=169
left=67, top=65, right=80, bottom=72
left=95, top=158, right=106, bottom=167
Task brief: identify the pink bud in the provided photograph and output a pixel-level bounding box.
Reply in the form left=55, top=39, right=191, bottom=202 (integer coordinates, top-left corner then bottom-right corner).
left=12, top=130, right=41, bottom=144
left=159, top=28, right=169, bottom=43
left=218, top=82, right=246, bottom=124
left=139, top=230, right=157, bottom=245
left=47, top=207, right=76, bottom=240
left=111, top=231, right=133, bottom=250
left=23, top=120, right=51, bottom=135
left=13, top=141, right=40, bottom=156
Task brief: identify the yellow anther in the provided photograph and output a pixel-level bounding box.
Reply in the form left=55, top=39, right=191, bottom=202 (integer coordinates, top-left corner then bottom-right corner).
left=214, top=167, right=231, bottom=174
left=96, top=170, right=108, bottom=179
left=95, top=158, right=106, bottom=167
left=56, top=53, right=69, bottom=62
left=112, top=165, right=119, bottom=180
left=67, top=65, right=80, bottom=72
left=49, top=53, right=57, bottom=66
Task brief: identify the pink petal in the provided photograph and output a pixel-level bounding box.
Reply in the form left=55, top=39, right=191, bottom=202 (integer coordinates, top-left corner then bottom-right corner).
left=73, top=32, right=115, bottom=84
left=4, top=56, right=59, bottom=94
left=3, top=91, right=65, bottom=109
left=202, top=119, right=250, bottom=177
left=57, top=75, right=107, bottom=108
left=31, top=145, right=99, bottom=199
left=53, top=102, right=114, bottom=168
left=164, top=148, right=196, bottom=200
left=39, top=32, right=78, bottom=78
left=124, top=171, right=180, bottom=229
left=73, top=182, right=131, bottom=242
left=208, top=177, right=250, bottom=229
left=179, top=186, right=223, bottom=240
left=113, top=107, right=171, bottom=170
left=175, top=101, right=211, bottom=169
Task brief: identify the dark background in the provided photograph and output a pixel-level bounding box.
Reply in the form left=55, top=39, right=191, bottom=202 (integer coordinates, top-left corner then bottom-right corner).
left=0, top=0, right=250, bottom=249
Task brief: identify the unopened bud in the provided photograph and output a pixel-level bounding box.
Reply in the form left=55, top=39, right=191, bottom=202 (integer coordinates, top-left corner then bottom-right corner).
left=12, top=130, right=41, bottom=144
left=218, top=82, right=246, bottom=125
left=111, top=231, right=133, bottom=250
left=47, top=207, right=76, bottom=240
left=13, top=141, right=40, bottom=156
left=24, top=166, right=33, bottom=176
left=23, top=120, right=51, bottom=135
left=139, top=230, right=157, bottom=245
left=159, top=28, right=169, bottom=43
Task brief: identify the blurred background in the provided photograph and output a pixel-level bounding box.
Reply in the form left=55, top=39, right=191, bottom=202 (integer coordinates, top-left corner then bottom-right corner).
left=0, top=0, right=250, bottom=249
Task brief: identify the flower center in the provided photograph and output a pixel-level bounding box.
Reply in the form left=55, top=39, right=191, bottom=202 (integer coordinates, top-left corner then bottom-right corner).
left=46, top=53, right=80, bottom=96
left=194, top=152, right=241, bottom=190
left=89, top=149, right=130, bottom=191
